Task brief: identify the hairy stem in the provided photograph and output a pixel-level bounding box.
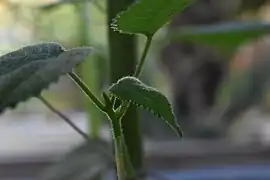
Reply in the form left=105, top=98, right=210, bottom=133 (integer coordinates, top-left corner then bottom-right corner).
left=106, top=109, right=127, bottom=180
left=112, top=35, right=154, bottom=179
left=107, top=0, right=150, bottom=179
left=110, top=35, right=154, bottom=179
left=114, top=136, right=126, bottom=180
left=103, top=93, right=135, bottom=179
left=69, top=72, right=106, bottom=112
left=133, top=36, right=153, bottom=77
left=119, top=35, right=154, bottom=120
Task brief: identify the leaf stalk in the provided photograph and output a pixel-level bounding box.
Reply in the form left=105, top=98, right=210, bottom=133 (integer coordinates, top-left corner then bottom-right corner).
left=69, top=72, right=107, bottom=112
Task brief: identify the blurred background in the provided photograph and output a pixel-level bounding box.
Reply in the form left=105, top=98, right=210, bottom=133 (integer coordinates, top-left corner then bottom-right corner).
left=2, top=0, right=270, bottom=179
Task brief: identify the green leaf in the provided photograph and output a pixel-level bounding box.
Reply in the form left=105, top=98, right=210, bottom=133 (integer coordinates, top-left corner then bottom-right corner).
left=169, top=20, right=270, bottom=55
left=0, top=42, right=65, bottom=76
left=111, top=0, right=194, bottom=36
left=109, top=76, right=182, bottom=136
left=40, top=139, right=112, bottom=180
left=0, top=44, right=93, bottom=113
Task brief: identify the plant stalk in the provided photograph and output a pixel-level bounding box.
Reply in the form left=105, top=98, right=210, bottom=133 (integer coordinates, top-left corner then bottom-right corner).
left=69, top=72, right=106, bottom=112
left=134, top=36, right=153, bottom=77
left=118, top=36, right=154, bottom=123
left=117, top=36, right=153, bottom=122
left=107, top=0, right=143, bottom=179
left=106, top=109, right=130, bottom=180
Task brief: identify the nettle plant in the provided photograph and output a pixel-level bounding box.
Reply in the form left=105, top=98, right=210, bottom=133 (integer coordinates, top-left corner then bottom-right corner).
left=0, top=0, right=192, bottom=180
left=2, top=0, right=270, bottom=179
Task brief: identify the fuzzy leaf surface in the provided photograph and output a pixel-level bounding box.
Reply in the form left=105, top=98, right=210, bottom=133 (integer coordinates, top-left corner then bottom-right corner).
left=0, top=42, right=65, bottom=76
left=0, top=44, right=93, bottom=113
left=111, top=0, right=194, bottom=36
left=109, top=76, right=182, bottom=136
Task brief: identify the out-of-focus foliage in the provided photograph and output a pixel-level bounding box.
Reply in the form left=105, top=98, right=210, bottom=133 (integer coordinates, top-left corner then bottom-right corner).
left=36, top=0, right=107, bottom=45
left=40, top=139, right=112, bottom=180
left=169, top=20, right=270, bottom=55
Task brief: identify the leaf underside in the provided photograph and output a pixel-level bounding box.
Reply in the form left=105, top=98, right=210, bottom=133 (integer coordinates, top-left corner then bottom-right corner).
left=111, top=0, right=194, bottom=36
left=0, top=43, right=93, bottom=113
left=170, top=20, right=270, bottom=55
left=109, top=76, right=182, bottom=136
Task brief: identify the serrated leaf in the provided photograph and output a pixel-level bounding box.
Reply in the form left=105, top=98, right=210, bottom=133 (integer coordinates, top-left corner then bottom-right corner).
left=111, top=0, right=194, bottom=36
left=109, top=76, right=182, bottom=136
left=40, top=139, right=112, bottom=180
left=0, top=42, right=65, bottom=76
left=0, top=46, right=93, bottom=113
left=169, top=20, right=270, bottom=55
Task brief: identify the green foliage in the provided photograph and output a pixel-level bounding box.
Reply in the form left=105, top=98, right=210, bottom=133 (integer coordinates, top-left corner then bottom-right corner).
left=111, top=0, right=194, bottom=36
left=13, top=0, right=270, bottom=179
left=0, top=42, right=64, bottom=76
left=109, top=76, right=182, bottom=136
left=170, top=20, right=270, bottom=54
left=0, top=0, right=200, bottom=179
left=0, top=44, right=92, bottom=113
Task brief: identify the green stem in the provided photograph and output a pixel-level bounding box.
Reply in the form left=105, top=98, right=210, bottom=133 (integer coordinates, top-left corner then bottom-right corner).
left=133, top=36, right=153, bottom=77
left=116, top=101, right=130, bottom=119
left=118, top=35, right=154, bottom=120
left=68, top=72, right=106, bottom=112
left=102, top=93, right=135, bottom=179
left=112, top=35, right=154, bottom=178
left=112, top=35, right=154, bottom=179
left=107, top=0, right=148, bottom=178
left=106, top=109, right=128, bottom=180
left=104, top=96, right=135, bottom=179
left=103, top=93, right=133, bottom=179
left=114, top=136, right=126, bottom=180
